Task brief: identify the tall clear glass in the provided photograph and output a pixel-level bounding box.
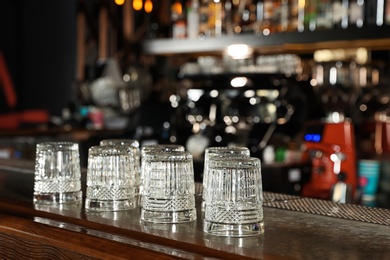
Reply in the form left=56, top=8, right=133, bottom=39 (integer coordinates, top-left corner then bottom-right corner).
left=85, top=145, right=137, bottom=211
left=34, top=142, right=82, bottom=204
left=203, top=157, right=264, bottom=237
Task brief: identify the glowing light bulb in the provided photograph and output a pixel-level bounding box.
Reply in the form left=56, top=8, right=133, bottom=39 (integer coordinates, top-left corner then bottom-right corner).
left=133, top=0, right=143, bottom=11
left=114, top=0, right=125, bottom=5
left=144, top=0, right=153, bottom=13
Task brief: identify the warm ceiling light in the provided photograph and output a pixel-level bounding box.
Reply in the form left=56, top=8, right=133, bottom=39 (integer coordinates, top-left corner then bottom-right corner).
left=133, top=0, right=143, bottom=11
left=230, top=77, right=248, bottom=88
left=171, top=1, right=182, bottom=16
left=144, top=0, right=153, bottom=13
left=226, top=44, right=253, bottom=59
left=114, top=0, right=125, bottom=5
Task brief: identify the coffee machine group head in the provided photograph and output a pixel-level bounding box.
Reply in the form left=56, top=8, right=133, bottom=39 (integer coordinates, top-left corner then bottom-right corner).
left=301, top=113, right=358, bottom=202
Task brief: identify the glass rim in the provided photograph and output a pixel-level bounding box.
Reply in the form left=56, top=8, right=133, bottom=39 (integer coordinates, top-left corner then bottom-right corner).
left=88, top=145, right=137, bottom=156
left=142, top=150, right=192, bottom=161
left=208, top=156, right=261, bottom=168
left=205, top=146, right=250, bottom=154
left=100, top=139, right=140, bottom=147
left=36, top=142, right=79, bottom=150
left=142, top=143, right=184, bottom=150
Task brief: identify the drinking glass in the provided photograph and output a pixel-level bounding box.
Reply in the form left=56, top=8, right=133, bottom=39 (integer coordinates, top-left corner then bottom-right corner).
left=203, top=157, right=264, bottom=237
left=140, top=144, right=185, bottom=206
left=85, top=145, right=137, bottom=211
left=202, top=146, right=250, bottom=211
left=141, top=150, right=196, bottom=223
left=100, top=139, right=141, bottom=200
left=34, top=142, right=82, bottom=204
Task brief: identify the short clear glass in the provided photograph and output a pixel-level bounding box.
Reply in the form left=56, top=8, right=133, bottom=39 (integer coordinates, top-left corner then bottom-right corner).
left=203, top=157, right=264, bottom=237
left=85, top=145, right=137, bottom=212
left=202, top=146, right=250, bottom=211
left=141, top=150, right=196, bottom=223
left=33, top=142, right=82, bottom=204
left=140, top=144, right=185, bottom=207
left=100, top=139, right=141, bottom=200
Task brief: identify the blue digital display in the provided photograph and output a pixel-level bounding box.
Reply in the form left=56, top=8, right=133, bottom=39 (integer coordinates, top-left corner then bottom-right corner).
left=304, top=133, right=321, bottom=142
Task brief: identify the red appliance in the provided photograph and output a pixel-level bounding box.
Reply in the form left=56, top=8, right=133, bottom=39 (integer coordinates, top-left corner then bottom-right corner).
left=301, top=119, right=358, bottom=201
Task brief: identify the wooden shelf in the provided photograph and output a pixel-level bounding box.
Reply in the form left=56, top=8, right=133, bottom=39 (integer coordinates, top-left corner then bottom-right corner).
left=143, top=25, right=390, bottom=55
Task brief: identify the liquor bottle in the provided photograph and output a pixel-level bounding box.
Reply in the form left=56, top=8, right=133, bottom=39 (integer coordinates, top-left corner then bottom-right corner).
left=214, top=0, right=223, bottom=36
left=365, top=0, right=385, bottom=26
left=297, top=0, right=305, bottom=32
left=278, top=0, right=289, bottom=32
left=171, top=0, right=186, bottom=39
left=375, top=0, right=385, bottom=26
left=304, top=0, right=318, bottom=31
left=240, top=0, right=258, bottom=33
left=316, top=0, right=333, bottom=30
left=187, top=0, right=199, bottom=38
left=377, top=0, right=385, bottom=26
left=386, top=0, right=390, bottom=24
left=348, top=0, right=365, bottom=28
left=224, top=0, right=235, bottom=35
left=288, top=0, right=299, bottom=31
left=199, top=0, right=211, bottom=37
left=332, top=0, right=349, bottom=29
left=260, top=0, right=278, bottom=35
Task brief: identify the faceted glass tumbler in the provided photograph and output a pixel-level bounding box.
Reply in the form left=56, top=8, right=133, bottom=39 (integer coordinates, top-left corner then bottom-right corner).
left=202, top=146, right=250, bottom=211
left=33, top=142, right=82, bottom=204
left=140, top=144, right=185, bottom=206
left=141, top=150, right=196, bottom=223
left=203, top=157, right=264, bottom=237
left=100, top=139, right=141, bottom=199
left=85, top=145, right=137, bottom=212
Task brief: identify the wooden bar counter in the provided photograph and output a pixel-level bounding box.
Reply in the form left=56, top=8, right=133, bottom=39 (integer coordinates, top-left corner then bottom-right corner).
left=0, top=158, right=390, bottom=259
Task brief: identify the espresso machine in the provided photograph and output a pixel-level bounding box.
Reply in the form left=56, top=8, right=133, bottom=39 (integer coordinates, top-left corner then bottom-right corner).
left=301, top=115, right=358, bottom=202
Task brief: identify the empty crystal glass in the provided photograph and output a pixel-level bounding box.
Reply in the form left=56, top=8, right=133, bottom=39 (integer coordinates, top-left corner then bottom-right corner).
left=85, top=145, right=137, bottom=212
left=100, top=139, right=141, bottom=200
left=33, top=142, right=82, bottom=204
left=203, top=156, right=264, bottom=237
left=202, top=146, right=250, bottom=211
left=141, top=150, right=196, bottom=223
left=140, top=144, right=185, bottom=207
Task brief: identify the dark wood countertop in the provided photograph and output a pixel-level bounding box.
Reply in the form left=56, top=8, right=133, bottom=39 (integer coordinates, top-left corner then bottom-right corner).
left=0, top=158, right=390, bottom=259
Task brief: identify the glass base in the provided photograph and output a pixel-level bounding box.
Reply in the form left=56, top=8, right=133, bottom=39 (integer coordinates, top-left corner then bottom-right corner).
left=141, top=208, right=197, bottom=223
left=203, top=220, right=265, bottom=237
left=85, top=198, right=136, bottom=212
left=33, top=190, right=82, bottom=204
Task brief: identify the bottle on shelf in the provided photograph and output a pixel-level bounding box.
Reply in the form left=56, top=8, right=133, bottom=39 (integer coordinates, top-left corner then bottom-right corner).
left=277, top=0, right=290, bottom=32
left=224, top=0, right=235, bottom=35
left=365, top=0, right=385, bottom=26
left=386, top=0, right=390, bottom=24
left=171, top=0, right=186, bottom=39
left=213, top=0, right=223, bottom=36
left=348, top=0, right=365, bottom=28
left=332, top=0, right=349, bottom=29
left=199, top=0, right=211, bottom=37
left=287, top=0, right=299, bottom=32
left=316, top=0, right=333, bottom=30
left=259, top=0, right=279, bottom=35
left=186, top=0, right=200, bottom=39
left=238, top=0, right=258, bottom=34
left=304, top=0, right=318, bottom=31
